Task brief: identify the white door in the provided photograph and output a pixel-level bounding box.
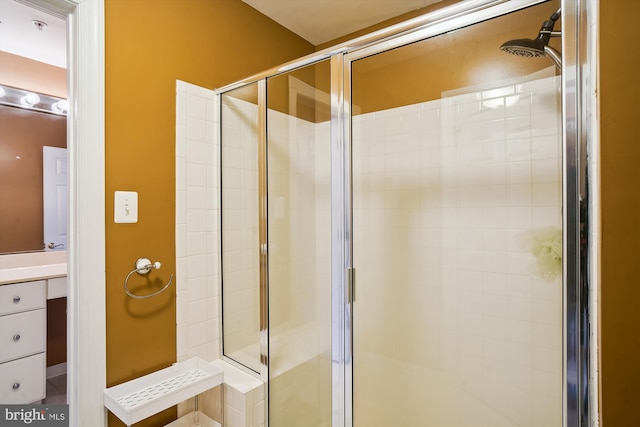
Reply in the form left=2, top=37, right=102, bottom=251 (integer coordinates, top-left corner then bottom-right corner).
left=43, top=146, right=68, bottom=251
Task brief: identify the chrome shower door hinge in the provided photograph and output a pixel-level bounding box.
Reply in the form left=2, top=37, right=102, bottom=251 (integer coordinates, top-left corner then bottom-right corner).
left=347, top=267, right=356, bottom=304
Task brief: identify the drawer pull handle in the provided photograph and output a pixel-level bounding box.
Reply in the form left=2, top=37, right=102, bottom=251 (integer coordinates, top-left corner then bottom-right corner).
left=13, top=334, right=21, bottom=342
left=13, top=296, right=21, bottom=303
left=12, top=383, right=20, bottom=390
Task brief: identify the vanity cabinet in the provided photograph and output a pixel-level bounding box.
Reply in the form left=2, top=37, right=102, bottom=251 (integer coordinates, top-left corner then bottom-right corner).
left=0, top=280, right=46, bottom=404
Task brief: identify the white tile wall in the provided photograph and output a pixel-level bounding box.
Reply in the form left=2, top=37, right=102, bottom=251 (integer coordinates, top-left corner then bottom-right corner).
left=176, top=72, right=582, bottom=427
left=176, top=81, right=265, bottom=427
left=176, top=80, right=220, bottom=363
left=219, top=96, right=261, bottom=373
left=213, top=360, right=265, bottom=427
left=352, top=74, right=563, bottom=427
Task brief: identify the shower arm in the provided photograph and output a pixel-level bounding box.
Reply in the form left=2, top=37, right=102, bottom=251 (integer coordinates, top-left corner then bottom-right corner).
left=541, top=7, right=562, bottom=70
left=544, top=45, right=562, bottom=70
left=541, top=8, right=562, bottom=38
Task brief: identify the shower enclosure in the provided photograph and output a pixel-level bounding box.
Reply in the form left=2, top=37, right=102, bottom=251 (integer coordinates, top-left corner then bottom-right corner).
left=218, top=0, right=591, bottom=426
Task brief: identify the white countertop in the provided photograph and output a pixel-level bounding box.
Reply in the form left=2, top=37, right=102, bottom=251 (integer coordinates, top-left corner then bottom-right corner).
left=0, top=251, right=67, bottom=285
left=0, top=263, right=67, bottom=285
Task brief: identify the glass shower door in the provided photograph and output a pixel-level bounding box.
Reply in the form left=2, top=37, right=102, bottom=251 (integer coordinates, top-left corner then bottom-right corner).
left=266, top=60, right=333, bottom=427
left=220, top=83, right=262, bottom=374
left=349, top=2, right=563, bottom=426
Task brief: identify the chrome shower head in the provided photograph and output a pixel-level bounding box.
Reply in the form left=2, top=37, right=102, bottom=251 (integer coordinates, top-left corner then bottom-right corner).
left=500, top=38, right=548, bottom=58
left=500, top=8, right=562, bottom=68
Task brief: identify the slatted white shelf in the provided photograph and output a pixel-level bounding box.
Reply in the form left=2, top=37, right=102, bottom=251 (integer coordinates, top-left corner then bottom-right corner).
left=104, top=357, right=223, bottom=426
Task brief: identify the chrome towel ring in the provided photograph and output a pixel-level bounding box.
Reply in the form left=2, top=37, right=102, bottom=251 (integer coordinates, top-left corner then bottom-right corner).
left=124, top=257, right=174, bottom=299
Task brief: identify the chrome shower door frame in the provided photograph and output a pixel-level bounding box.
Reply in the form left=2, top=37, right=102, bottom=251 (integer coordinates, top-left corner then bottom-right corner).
left=338, top=0, right=591, bottom=426
left=561, top=0, right=593, bottom=424
left=215, top=0, right=594, bottom=425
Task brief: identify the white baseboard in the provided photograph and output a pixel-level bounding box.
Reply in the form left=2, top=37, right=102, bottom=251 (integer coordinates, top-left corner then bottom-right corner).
left=47, top=362, right=67, bottom=379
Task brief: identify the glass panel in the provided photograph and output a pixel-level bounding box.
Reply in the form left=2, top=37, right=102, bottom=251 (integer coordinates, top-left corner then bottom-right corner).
left=267, top=59, right=332, bottom=427
left=221, top=83, right=261, bottom=373
left=351, top=2, right=563, bottom=426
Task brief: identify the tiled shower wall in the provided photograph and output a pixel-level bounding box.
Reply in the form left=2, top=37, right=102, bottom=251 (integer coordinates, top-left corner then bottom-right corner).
left=218, top=95, right=332, bottom=366
left=352, top=73, right=563, bottom=427
left=177, top=73, right=564, bottom=427
left=176, top=81, right=265, bottom=427
left=441, top=76, right=563, bottom=425
left=267, top=108, right=332, bottom=427
left=220, top=96, right=332, bottom=426
left=175, top=80, right=220, bottom=363
left=219, top=96, right=261, bottom=372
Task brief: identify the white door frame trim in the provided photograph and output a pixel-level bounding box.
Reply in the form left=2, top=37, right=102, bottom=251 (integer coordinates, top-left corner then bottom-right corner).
left=38, top=0, right=106, bottom=425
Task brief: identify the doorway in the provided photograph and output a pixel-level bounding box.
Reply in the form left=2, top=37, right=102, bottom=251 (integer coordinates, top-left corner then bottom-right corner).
left=34, top=0, right=106, bottom=426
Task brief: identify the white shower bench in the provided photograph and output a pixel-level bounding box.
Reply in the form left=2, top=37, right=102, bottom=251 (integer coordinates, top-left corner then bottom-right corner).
left=104, top=356, right=223, bottom=427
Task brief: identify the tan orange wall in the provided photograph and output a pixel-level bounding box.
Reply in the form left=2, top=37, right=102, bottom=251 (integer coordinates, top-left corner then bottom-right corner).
left=0, top=51, right=67, bottom=98
left=0, top=53, right=67, bottom=254
left=599, top=0, right=640, bottom=425
left=103, top=0, right=640, bottom=424
left=104, top=0, right=313, bottom=425
left=0, top=107, right=66, bottom=253
left=359, top=2, right=560, bottom=113
left=47, top=298, right=67, bottom=366
left=322, top=1, right=560, bottom=114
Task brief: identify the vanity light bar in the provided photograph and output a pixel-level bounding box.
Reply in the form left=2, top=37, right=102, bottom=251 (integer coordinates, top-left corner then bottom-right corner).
left=0, top=85, right=67, bottom=116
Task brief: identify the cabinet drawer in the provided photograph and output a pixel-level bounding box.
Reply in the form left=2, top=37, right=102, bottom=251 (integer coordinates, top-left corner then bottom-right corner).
left=0, top=280, right=46, bottom=315
left=0, top=309, right=45, bottom=363
left=0, top=353, right=45, bottom=404
left=47, top=276, right=67, bottom=300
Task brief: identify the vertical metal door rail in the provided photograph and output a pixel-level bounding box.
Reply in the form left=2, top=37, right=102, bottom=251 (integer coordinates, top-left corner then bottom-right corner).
left=257, top=79, right=270, bottom=425
left=343, top=54, right=355, bottom=427
left=330, top=53, right=349, bottom=427
left=561, top=0, right=592, bottom=425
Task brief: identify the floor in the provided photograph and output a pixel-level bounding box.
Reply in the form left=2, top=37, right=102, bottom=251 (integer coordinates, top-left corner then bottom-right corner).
left=43, top=374, right=67, bottom=404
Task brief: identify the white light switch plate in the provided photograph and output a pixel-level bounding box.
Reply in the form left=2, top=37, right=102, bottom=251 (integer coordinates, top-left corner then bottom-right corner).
left=114, top=191, right=138, bottom=223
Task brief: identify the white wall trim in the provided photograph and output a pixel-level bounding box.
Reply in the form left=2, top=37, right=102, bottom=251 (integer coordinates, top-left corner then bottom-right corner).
left=47, top=362, right=68, bottom=379
left=38, top=0, right=106, bottom=426
left=68, top=1, right=106, bottom=425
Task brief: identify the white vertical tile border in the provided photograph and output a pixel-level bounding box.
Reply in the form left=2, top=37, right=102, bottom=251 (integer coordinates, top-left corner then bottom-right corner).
left=176, top=80, right=220, bottom=363
left=176, top=81, right=265, bottom=427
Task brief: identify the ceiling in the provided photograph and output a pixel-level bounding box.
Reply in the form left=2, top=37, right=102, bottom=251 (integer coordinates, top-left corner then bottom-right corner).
left=241, top=0, right=442, bottom=45
left=0, top=0, right=67, bottom=68
left=0, top=0, right=441, bottom=69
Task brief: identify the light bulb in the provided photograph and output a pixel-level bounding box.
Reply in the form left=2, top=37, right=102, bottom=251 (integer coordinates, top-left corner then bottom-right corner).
left=20, top=92, right=41, bottom=106
left=52, top=99, right=68, bottom=112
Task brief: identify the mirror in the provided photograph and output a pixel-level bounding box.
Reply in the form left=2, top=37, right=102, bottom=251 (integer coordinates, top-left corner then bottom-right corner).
left=0, top=85, right=68, bottom=254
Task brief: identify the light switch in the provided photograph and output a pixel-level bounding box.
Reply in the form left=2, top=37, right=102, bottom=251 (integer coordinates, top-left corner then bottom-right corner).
left=114, top=191, right=138, bottom=223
